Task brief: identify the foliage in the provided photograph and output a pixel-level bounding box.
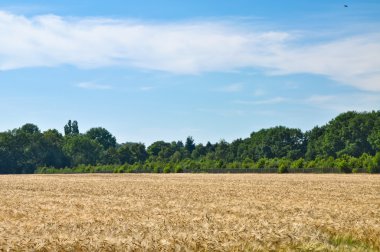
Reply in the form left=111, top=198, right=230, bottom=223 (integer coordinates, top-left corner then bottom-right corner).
left=64, top=120, right=79, bottom=136
left=369, top=152, right=380, bottom=173
left=1, top=111, right=380, bottom=174
left=85, top=127, right=116, bottom=149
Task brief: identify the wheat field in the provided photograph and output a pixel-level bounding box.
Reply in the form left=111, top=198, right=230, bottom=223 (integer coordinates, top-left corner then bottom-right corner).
left=0, top=174, right=379, bottom=251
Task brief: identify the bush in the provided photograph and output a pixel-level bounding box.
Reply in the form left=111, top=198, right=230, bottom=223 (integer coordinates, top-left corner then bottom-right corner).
left=114, top=166, right=124, bottom=173
left=291, top=158, right=304, bottom=169
left=368, top=152, right=380, bottom=173
left=278, top=165, right=288, bottom=173
left=242, top=158, right=254, bottom=169
left=153, top=166, right=160, bottom=173
left=126, top=166, right=136, bottom=173
left=267, top=158, right=279, bottom=169
left=256, top=158, right=267, bottom=169
left=335, top=158, right=352, bottom=173
left=174, top=165, right=183, bottom=173
left=163, top=165, right=171, bottom=173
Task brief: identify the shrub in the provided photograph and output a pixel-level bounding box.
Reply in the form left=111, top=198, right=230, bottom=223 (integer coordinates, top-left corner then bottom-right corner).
left=242, top=158, right=254, bottom=169
left=163, top=165, right=171, bottom=173
left=278, top=165, right=288, bottom=174
left=368, top=152, right=380, bottom=173
left=335, top=158, right=352, bottom=173
left=174, top=165, right=183, bottom=173
left=256, top=158, right=267, bottom=169
left=278, top=159, right=290, bottom=173
left=153, top=166, right=160, bottom=173
left=291, top=158, right=304, bottom=169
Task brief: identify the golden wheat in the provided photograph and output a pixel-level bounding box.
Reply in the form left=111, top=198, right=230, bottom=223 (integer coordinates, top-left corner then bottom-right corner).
left=0, top=174, right=379, bottom=251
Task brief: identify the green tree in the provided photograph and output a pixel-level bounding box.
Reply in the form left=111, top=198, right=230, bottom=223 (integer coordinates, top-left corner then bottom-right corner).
left=242, top=158, right=254, bottom=169
left=41, top=129, right=67, bottom=168
left=171, top=151, right=182, bottom=163
left=119, top=142, right=148, bottom=164
left=215, top=140, right=229, bottom=162
left=335, top=154, right=352, bottom=173
left=129, top=143, right=148, bottom=163
left=117, top=144, right=133, bottom=164
left=147, top=141, right=172, bottom=160
left=102, top=147, right=120, bottom=164
left=86, top=127, right=116, bottom=150
left=64, top=120, right=80, bottom=136
left=305, top=126, right=325, bottom=160
left=0, top=131, right=17, bottom=173
left=291, top=158, right=304, bottom=169
left=309, top=111, right=379, bottom=158
left=250, top=126, right=306, bottom=160
left=64, top=120, right=72, bottom=136
left=370, top=152, right=380, bottom=173
left=14, top=124, right=44, bottom=173
left=63, top=135, right=103, bottom=166
left=185, top=136, right=195, bottom=155
left=368, top=131, right=380, bottom=152
left=278, top=158, right=290, bottom=173
left=72, top=121, right=79, bottom=135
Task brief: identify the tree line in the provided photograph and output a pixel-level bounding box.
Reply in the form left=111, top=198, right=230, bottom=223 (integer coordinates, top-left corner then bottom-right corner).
left=1, top=111, right=380, bottom=174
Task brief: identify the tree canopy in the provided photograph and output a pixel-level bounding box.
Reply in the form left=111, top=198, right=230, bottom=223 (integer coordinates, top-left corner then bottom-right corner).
left=1, top=111, right=380, bottom=174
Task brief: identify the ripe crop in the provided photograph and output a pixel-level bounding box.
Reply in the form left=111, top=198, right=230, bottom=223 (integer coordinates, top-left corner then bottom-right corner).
left=0, top=174, right=379, bottom=251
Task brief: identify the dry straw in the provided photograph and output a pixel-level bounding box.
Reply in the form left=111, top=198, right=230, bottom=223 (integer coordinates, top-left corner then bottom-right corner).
left=0, top=174, right=379, bottom=251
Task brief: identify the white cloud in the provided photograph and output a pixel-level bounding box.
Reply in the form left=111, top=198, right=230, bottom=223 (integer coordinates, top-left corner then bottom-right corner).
left=77, top=82, right=112, bottom=90
left=1, top=11, right=380, bottom=91
left=271, top=35, right=380, bottom=92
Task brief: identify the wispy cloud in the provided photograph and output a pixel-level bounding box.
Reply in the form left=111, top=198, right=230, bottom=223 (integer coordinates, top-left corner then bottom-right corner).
left=1, top=11, right=380, bottom=91
left=198, top=108, right=245, bottom=117
left=217, top=83, right=244, bottom=93
left=234, top=97, right=287, bottom=105
left=304, top=93, right=380, bottom=112
left=139, top=86, right=155, bottom=91
left=77, top=82, right=112, bottom=90
left=235, top=93, right=379, bottom=112
left=252, top=88, right=266, bottom=97
left=305, top=95, right=335, bottom=104
left=0, top=4, right=53, bottom=14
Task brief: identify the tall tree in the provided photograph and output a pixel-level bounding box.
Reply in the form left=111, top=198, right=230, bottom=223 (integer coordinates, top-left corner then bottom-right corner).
left=215, top=139, right=229, bottom=161
left=14, top=124, right=44, bottom=173
left=86, top=127, right=116, bottom=150
left=64, top=120, right=80, bottom=136
left=0, top=131, right=17, bottom=173
left=305, top=126, right=326, bottom=160
left=118, top=142, right=148, bottom=164
left=41, top=129, right=67, bottom=168
left=185, top=136, right=195, bottom=154
left=307, top=111, right=379, bottom=158
left=71, top=121, right=79, bottom=135
left=63, top=135, right=103, bottom=166
left=249, top=126, right=306, bottom=160
left=64, top=120, right=72, bottom=136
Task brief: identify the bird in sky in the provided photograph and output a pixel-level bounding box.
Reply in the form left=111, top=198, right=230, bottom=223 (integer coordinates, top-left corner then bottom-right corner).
left=344, top=4, right=348, bottom=7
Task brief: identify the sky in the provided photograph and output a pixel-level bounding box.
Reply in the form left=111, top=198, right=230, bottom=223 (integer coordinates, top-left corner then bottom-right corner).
left=0, top=0, right=380, bottom=145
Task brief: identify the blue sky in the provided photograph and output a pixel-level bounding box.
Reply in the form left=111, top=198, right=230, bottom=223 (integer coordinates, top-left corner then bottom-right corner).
left=0, top=1, right=380, bottom=144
